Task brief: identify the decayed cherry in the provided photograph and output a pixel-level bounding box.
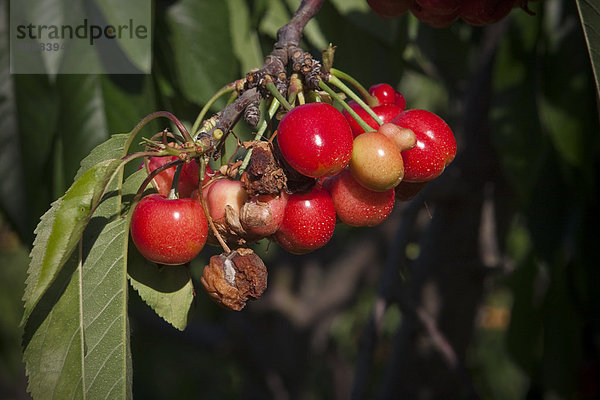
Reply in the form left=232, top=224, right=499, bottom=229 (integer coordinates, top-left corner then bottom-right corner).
left=202, top=179, right=248, bottom=224
left=392, top=109, right=456, bottom=183
left=325, top=169, right=395, bottom=227
left=130, top=194, right=208, bottom=265
left=240, top=192, right=288, bottom=237
left=274, top=186, right=336, bottom=254
left=277, top=102, right=353, bottom=178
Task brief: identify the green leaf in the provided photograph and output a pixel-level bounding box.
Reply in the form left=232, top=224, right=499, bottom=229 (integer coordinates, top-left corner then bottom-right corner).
left=0, top=11, right=28, bottom=239
left=167, top=0, right=237, bottom=105
left=93, top=0, right=152, bottom=73
left=124, top=169, right=195, bottom=331
left=22, top=250, right=85, bottom=400
left=576, top=0, right=600, bottom=95
left=128, top=248, right=195, bottom=331
left=79, top=169, right=133, bottom=400
left=227, top=0, right=263, bottom=72
left=22, top=158, right=124, bottom=325
left=23, top=134, right=136, bottom=399
left=57, top=75, right=110, bottom=188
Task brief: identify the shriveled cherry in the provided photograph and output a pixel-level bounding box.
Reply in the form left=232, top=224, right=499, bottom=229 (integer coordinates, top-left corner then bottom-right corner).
left=274, top=187, right=336, bottom=254
left=130, top=194, right=208, bottom=265
left=326, top=169, right=395, bottom=227
left=277, top=103, right=353, bottom=178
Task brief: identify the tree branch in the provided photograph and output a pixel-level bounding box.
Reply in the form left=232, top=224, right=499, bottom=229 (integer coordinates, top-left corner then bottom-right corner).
left=197, top=0, right=325, bottom=151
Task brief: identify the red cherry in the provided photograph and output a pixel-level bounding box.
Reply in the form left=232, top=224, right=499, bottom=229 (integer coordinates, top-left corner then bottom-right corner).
left=277, top=103, right=354, bottom=178
left=342, top=102, right=404, bottom=138
left=130, top=194, right=208, bottom=265
left=368, top=83, right=406, bottom=109
left=326, top=169, right=395, bottom=227
left=460, top=0, right=516, bottom=26
left=367, top=0, right=411, bottom=18
left=392, top=109, right=456, bottom=183
left=147, top=156, right=210, bottom=198
left=274, top=187, right=336, bottom=254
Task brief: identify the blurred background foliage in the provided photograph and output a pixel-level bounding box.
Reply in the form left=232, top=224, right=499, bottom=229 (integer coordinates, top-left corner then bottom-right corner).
left=1, top=0, right=599, bottom=399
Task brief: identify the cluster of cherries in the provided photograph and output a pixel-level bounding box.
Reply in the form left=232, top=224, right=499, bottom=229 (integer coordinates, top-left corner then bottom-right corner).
left=367, top=0, right=539, bottom=27
left=129, top=83, right=456, bottom=266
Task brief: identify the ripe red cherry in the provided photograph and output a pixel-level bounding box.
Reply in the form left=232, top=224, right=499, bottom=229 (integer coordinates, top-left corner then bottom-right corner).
left=147, top=156, right=210, bottom=198
left=130, top=194, right=208, bottom=265
left=274, top=187, right=336, bottom=254
left=326, top=169, right=395, bottom=227
left=367, top=0, right=411, bottom=18
left=277, top=103, right=353, bottom=178
left=392, top=109, right=456, bottom=183
left=369, top=83, right=406, bottom=109
left=395, top=181, right=427, bottom=201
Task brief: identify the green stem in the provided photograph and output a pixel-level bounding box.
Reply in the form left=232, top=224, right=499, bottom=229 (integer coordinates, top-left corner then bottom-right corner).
left=318, top=80, right=374, bottom=133
left=328, top=74, right=383, bottom=126
left=191, top=83, right=237, bottom=137
left=330, top=68, right=376, bottom=106
left=265, top=82, right=293, bottom=111
left=238, top=98, right=281, bottom=177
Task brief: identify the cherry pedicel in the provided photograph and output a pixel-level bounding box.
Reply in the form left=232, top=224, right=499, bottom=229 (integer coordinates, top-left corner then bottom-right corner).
left=277, top=102, right=353, bottom=178
left=130, top=194, right=208, bottom=265
left=392, top=109, right=456, bottom=183
left=274, top=187, right=336, bottom=254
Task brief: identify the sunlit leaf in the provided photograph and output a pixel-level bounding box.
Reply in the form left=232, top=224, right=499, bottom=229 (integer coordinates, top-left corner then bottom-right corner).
left=22, top=158, right=124, bottom=325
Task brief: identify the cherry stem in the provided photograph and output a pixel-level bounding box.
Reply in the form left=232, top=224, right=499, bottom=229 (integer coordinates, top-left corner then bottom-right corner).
left=265, top=81, right=293, bottom=111
left=328, top=74, right=383, bottom=127
left=197, top=157, right=231, bottom=254
left=317, top=80, right=374, bottom=133
left=167, top=164, right=183, bottom=200
left=141, top=111, right=194, bottom=143
left=191, top=83, right=238, bottom=137
left=134, top=157, right=183, bottom=201
left=329, top=68, right=377, bottom=106
left=238, top=98, right=281, bottom=177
